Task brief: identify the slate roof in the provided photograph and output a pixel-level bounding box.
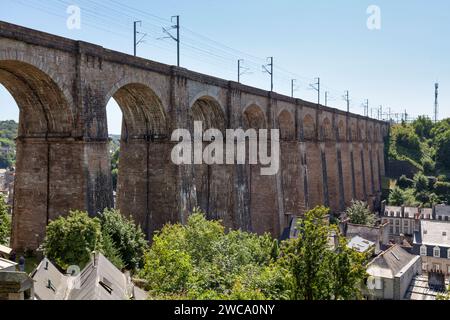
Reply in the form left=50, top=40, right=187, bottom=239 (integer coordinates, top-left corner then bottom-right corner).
left=367, top=245, right=420, bottom=279
left=419, top=220, right=450, bottom=247
left=31, top=258, right=70, bottom=300
left=31, top=253, right=147, bottom=300
left=405, top=275, right=449, bottom=300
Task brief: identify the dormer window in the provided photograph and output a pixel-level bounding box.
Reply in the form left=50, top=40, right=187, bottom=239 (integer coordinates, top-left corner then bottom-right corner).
left=433, top=246, right=441, bottom=258
left=420, top=245, right=427, bottom=256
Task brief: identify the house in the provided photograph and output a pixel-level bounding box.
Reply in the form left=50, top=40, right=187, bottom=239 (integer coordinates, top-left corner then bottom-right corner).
left=405, top=272, right=450, bottom=300
left=347, top=236, right=375, bottom=254
left=363, top=245, right=422, bottom=300
left=343, top=221, right=390, bottom=255
left=0, top=271, right=34, bottom=300
left=413, top=220, right=450, bottom=275
left=31, top=252, right=147, bottom=300
left=434, top=204, right=450, bottom=222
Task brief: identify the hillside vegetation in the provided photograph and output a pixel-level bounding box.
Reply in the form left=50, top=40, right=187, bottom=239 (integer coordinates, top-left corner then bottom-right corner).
left=388, top=116, right=450, bottom=206
left=0, top=120, right=18, bottom=169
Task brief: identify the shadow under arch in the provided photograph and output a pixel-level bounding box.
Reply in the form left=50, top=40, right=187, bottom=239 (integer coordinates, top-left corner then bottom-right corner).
left=107, top=82, right=177, bottom=239
left=0, top=60, right=78, bottom=251
left=189, top=95, right=231, bottom=225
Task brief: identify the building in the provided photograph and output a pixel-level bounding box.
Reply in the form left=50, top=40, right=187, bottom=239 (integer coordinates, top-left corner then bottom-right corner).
left=382, top=205, right=434, bottom=236
left=0, top=258, right=17, bottom=272
left=434, top=204, right=450, bottom=222
left=31, top=252, right=147, bottom=300
left=343, top=221, right=390, bottom=255
left=412, top=220, right=450, bottom=275
left=364, top=245, right=422, bottom=300
left=347, top=236, right=375, bottom=254
left=0, top=271, right=34, bottom=300
left=405, top=273, right=449, bottom=300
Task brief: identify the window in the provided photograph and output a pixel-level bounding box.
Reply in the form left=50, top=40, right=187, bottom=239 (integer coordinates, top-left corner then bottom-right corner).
left=434, top=264, right=441, bottom=272
left=434, top=246, right=441, bottom=258
left=447, top=265, right=450, bottom=274
left=422, top=263, right=428, bottom=271
left=420, top=245, right=427, bottom=256
left=447, top=249, right=450, bottom=259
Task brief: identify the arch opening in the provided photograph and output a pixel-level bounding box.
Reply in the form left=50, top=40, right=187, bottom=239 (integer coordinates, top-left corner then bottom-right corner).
left=0, top=59, right=75, bottom=251
left=278, top=110, right=295, bottom=141
left=107, top=83, right=174, bottom=238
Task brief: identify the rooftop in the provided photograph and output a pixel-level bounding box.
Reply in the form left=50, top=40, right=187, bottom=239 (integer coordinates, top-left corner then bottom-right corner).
left=367, top=245, right=420, bottom=279
left=347, top=236, right=375, bottom=253
left=405, top=275, right=449, bottom=300
left=416, top=220, right=450, bottom=247
left=0, top=258, right=17, bottom=270
left=31, top=253, right=147, bottom=300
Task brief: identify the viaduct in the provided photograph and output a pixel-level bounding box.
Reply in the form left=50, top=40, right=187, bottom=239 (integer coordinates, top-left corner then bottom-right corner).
left=0, top=21, right=389, bottom=251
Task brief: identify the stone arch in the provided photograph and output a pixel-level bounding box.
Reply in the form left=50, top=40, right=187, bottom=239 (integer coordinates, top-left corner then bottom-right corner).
left=243, top=104, right=267, bottom=130
left=110, top=83, right=168, bottom=139
left=375, top=126, right=381, bottom=142
left=0, top=59, right=77, bottom=251
left=191, top=95, right=226, bottom=133
left=278, top=109, right=295, bottom=140
left=107, top=82, right=174, bottom=238
left=358, top=122, right=366, bottom=140
left=190, top=95, right=229, bottom=224
left=321, top=117, right=333, bottom=141
left=368, top=125, right=374, bottom=142
left=0, top=60, right=74, bottom=135
left=303, top=114, right=316, bottom=140
left=338, top=120, right=346, bottom=141
left=350, top=122, right=358, bottom=141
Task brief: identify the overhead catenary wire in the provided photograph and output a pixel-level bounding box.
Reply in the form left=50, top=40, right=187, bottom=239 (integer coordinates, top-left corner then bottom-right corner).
left=10, top=0, right=408, bottom=120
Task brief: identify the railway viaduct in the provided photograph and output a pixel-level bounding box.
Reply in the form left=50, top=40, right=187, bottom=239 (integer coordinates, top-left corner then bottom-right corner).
left=0, top=21, right=389, bottom=251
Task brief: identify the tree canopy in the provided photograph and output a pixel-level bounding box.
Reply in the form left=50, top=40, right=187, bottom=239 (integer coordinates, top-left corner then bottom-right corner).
left=0, top=195, right=11, bottom=245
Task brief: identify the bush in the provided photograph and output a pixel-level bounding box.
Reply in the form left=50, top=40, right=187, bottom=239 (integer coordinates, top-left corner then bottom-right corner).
left=0, top=195, right=11, bottom=245
left=413, top=173, right=430, bottom=193
left=397, top=175, right=413, bottom=189
left=43, top=211, right=103, bottom=270
left=345, top=200, right=376, bottom=226
left=139, top=210, right=290, bottom=300
left=99, top=209, right=148, bottom=270
left=422, top=159, right=436, bottom=175
left=389, top=187, right=418, bottom=206
left=436, top=130, right=450, bottom=169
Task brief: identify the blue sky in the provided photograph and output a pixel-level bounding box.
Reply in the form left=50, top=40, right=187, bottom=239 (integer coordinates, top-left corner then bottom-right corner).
left=0, top=0, right=449, bottom=134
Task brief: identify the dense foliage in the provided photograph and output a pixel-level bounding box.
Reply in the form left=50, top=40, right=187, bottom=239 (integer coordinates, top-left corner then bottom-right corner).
left=139, top=207, right=367, bottom=300
left=0, top=195, right=11, bottom=245
left=388, top=117, right=450, bottom=206
left=109, top=135, right=120, bottom=191
left=43, top=210, right=103, bottom=270
left=345, top=200, right=376, bottom=226
left=0, top=120, right=18, bottom=169
left=99, top=209, right=148, bottom=270
left=279, top=207, right=367, bottom=300
left=43, top=209, right=148, bottom=271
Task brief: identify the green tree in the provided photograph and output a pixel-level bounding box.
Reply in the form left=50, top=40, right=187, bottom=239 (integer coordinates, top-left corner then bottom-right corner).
left=435, top=130, right=450, bottom=169
left=99, top=209, right=148, bottom=270
left=397, top=175, right=413, bottom=189
left=101, top=230, right=125, bottom=270
left=389, top=187, right=418, bottom=206
left=413, top=172, right=429, bottom=193
left=345, top=200, right=376, bottom=226
left=279, top=206, right=367, bottom=300
left=0, top=195, right=11, bottom=245
left=412, top=116, right=434, bottom=140
left=43, top=211, right=103, bottom=270
left=139, top=211, right=291, bottom=300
